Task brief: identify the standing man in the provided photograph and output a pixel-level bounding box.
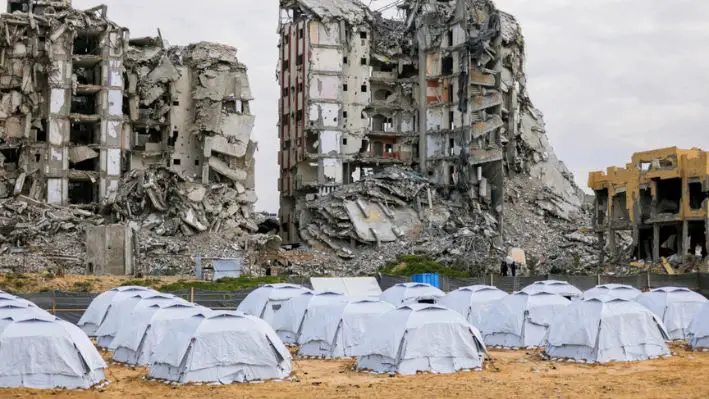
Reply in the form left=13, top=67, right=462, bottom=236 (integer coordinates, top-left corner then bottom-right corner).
left=500, top=257, right=510, bottom=276
left=510, top=258, right=518, bottom=277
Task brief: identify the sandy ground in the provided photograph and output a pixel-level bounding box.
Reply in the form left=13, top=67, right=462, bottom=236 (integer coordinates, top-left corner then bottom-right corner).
left=4, top=346, right=709, bottom=399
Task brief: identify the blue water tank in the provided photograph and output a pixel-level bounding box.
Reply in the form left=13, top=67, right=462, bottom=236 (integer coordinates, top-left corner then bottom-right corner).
left=411, top=273, right=440, bottom=288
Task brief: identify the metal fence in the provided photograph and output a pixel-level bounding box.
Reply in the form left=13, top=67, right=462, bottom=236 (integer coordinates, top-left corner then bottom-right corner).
left=15, top=272, right=709, bottom=324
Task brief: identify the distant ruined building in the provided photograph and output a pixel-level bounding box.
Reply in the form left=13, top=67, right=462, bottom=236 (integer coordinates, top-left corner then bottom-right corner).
left=589, top=147, right=709, bottom=264
left=276, top=0, right=583, bottom=249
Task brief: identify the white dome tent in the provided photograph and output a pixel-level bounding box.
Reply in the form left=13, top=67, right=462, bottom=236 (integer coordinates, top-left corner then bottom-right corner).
left=0, top=301, right=51, bottom=319
left=298, top=299, right=395, bottom=358
left=583, top=284, right=641, bottom=301
left=237, top=283, right=312, bottom=325
left=0, top=292, right=41, bottom=308
left=271, top=291, right=345, bottom=344
left=687, top=303, right=709, bottom=349
left=521, top=280, right=583, bottom=299
left=379, top=282, right=444, bottom=306
left=110, top=302, right=210, bottom=365
left=148, top=311, right=292, bottom=384
left=545, top=296, right=670, bottom=363
left=636, top=287, right=708, bottom=340
left=354, top=303, right=487, bottom=375
left=78, top=286, right=155, bottom=336
left=479, top=291, right=570, bottom=348
left=0, top=314, right=106, bottom=389
left=94, top=291, right=186, bottom=348
left=438, top=285, right=508, bottom=326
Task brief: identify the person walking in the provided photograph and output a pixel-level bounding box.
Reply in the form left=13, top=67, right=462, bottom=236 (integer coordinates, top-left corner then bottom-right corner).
left=510, top=259, right=518, bottom=277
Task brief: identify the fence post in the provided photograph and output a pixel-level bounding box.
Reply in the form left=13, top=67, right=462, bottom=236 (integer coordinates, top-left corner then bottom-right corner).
left=189, top=287, right=195, bottom=303
left=646, top=271, right=651, bottom=291
left=51, top=294, right=56, bottom=315
left=490, top=273, right=494, bottom=287
left=597, top=274, right=601, bottom=285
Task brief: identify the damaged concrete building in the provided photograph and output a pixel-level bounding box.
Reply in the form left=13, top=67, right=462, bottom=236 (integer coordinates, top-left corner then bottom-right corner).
left=0, top=0, right=262, bottom=274
left=0, top=1, right=256, bottom=204
left=589, top=147, right=709, bottom=264
left=276, top=0, right=586, bottom=270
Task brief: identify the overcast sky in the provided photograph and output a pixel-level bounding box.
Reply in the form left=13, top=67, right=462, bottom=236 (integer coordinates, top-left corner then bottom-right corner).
left=74, top=0, right=709, bottom=212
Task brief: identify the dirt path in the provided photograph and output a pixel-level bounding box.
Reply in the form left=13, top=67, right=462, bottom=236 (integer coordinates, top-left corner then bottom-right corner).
left=4, top=347, right=709, bottom=398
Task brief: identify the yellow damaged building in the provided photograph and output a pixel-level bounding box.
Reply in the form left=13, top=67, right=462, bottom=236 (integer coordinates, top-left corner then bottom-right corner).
left=588, top=147, right=709, bottom=263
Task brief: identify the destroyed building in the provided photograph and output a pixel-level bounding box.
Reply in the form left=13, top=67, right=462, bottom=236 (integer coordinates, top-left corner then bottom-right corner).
left=0, top=0, right=262, bottom=274
left=589, top=147, right=709, bottom=265
left=276, top=0, right=589, bottom=273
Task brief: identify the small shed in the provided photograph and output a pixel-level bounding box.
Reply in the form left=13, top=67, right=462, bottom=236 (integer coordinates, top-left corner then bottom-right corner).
left=195, top=256, right=242, bottom=281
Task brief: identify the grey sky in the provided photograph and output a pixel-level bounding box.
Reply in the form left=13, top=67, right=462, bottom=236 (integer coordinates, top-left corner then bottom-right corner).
left=74, top=0, right=709, bottom=212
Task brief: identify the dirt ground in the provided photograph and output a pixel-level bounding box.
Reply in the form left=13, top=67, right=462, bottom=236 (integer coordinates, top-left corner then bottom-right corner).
left=0, top=273, right=186, bottom=293
left=4, top=346, right=709, bottom=399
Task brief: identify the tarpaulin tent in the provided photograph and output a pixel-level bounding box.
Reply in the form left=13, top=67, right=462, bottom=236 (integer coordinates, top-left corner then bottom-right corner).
left=479, top=292, right=570, bottom=348
left=298, top=299, right=394, bottom=358
left=271, top=291, right=345, bottom=344
left=78, top=286, right=155, bottom=336
left=636, top=287, right=708, bottom=340
left=521, top=280, right=582, bottom=299
left=0, top=298, right=50, bottom=317
left=354, top=303, right=487, bottom=375
left=0, top=314, right=106, bottom=389
left=583, top=284, right=641, bottom=301
left=0, top=292, right=40, bottom=308
left=236, top=283, right=312, bottom=326
left=148, top=311, right=291, bottom=384
left=94, top=292, right=186, bottom=348
left=687, top=302, right=709, bottom=349
left=545, top=296, right=670, bottom=363
left=438, top=285, right=508, bottom=327
left=380, top=282, right=444, bottom=306
left=110, top=303, right=210, bottom=365
left=0, top=301, right=51, bottom=319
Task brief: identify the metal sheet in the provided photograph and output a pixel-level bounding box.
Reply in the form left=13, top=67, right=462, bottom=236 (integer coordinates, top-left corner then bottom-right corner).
left=310, top=277, right=382, bottom=298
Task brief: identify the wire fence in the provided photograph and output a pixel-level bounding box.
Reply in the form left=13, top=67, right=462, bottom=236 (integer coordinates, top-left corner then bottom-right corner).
left=15, top=272, right=709, bottom=325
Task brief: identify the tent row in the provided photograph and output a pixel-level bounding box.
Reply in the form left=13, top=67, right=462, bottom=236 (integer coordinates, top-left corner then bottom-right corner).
left=77, top=286, right=292, bottom=384
left=239, top=281, right=709, bottom=370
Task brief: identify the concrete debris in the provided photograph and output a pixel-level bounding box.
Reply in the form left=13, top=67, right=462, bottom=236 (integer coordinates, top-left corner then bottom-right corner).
left=112, top=167, right=259, bottom=237
left=273, top=166, right=599, bottom=276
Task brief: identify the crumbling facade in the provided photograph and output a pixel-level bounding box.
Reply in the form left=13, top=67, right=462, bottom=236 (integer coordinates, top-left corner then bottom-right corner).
left=277, top=0, right=583, bottom=253
left=589, top=147, right=709, bottom=264
left=0, top=0, right=262, bottom=275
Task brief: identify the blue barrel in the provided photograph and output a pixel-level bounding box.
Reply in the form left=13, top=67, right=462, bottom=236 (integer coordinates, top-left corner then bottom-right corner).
left=411, top=273, right=440, bottom=288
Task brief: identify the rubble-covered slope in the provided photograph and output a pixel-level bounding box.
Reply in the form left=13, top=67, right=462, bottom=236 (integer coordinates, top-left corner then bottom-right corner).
left=293, top=167, right=597, bottom=276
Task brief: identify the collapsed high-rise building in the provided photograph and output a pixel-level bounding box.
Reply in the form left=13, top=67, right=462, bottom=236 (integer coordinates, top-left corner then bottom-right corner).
left=0, top=0, right=256, bottom=205
left=0, top=0, right=262, bottom=274
left=276, top=0, right=584, bottom=254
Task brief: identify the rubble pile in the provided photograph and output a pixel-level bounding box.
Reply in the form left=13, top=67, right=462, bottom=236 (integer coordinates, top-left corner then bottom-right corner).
left=0, top=196, right=101, bottom=272
left=111, top=167, right=259, bottom=236
left=288, top=167, right=600, bottom=276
